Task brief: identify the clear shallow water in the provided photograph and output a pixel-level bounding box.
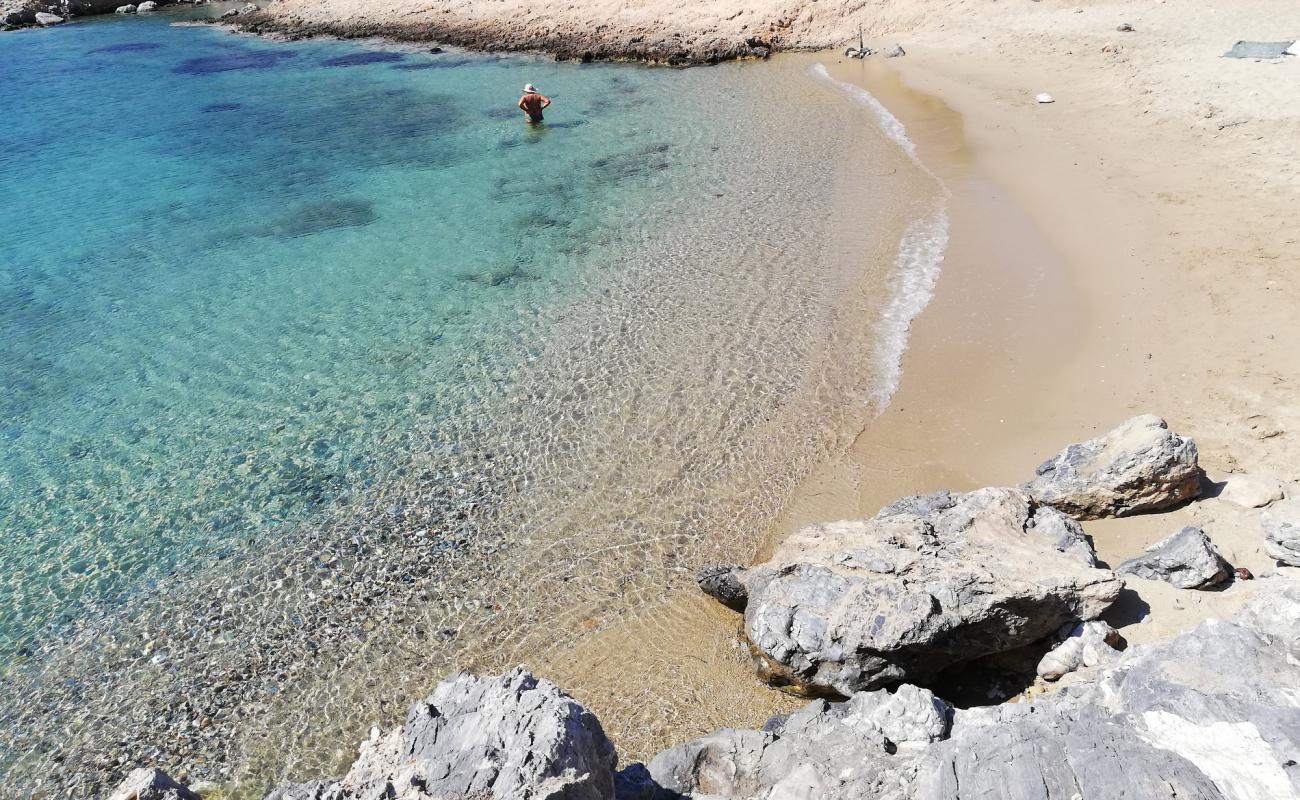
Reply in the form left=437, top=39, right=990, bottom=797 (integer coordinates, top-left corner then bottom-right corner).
left=0, top=13, right=942, bottom=798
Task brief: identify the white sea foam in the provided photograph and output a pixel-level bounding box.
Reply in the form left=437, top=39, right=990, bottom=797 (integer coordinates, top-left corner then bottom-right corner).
left=810, top=62, right=919, bottom=165
left=810, top=63, right=950, bottom=411
left=867, top=204, right=949, bottom=410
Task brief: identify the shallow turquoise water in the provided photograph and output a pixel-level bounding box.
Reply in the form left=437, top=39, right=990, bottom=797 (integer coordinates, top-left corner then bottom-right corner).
left=1, top=14, right=683, bottom=651
left=0, top=13, right=943, bottom=797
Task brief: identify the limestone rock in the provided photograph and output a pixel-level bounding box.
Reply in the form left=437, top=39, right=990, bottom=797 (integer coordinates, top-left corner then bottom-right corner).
left=137, top=1, right=157, bottom=10
left=1035, top=620, right=1120, bottom=680
left=1116, top=525, right=1232, bottom=589
left=647, top=685, right=948, bottom=798
left=1263, top=498, right=1300, bottom=566
left=1025, top=415, right=1200, bottom=518
left=115, top=4, right=135, bottom=12
left=1, top=7, right=36, bottom=23
left=261, top=668, right=617, bottom=800
left=642, top=580, right=1300, bottom=799
left=1220, top=474, right=1284, bottom=508
left=696, top=564, right=748, bottom=611
left=736, top=488, right=1121, bottom=695
left=35, top=10, right=63, bottom=23
left=108, top=769, right=202, bottom=800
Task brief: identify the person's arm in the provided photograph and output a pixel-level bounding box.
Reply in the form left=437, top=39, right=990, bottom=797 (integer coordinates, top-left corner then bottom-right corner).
left=541, top=95, right=551, bottom=109
left=518, top=96, right=527, bottom=111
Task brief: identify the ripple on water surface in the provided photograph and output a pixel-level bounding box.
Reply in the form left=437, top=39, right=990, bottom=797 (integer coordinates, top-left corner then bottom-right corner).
left=0, top=16, right=941, bottom=799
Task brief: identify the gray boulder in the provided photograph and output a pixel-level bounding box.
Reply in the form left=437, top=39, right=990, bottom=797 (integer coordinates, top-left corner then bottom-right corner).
left=108, top=769, right=201, bottom=800
left=34, top=10, right=63, bottom=22
left=2, top=7, right=37, bottom=24
left=1116, top=525, right=1232, bottom=589
left=136, top=1, right=157, bottom=9
left=736, top=488, right=1121, bottom=695
left=643, top=580, right=1300, bottom=799
left=1263, top=498, right=1300, bottom=566
left=262, top=667, right=617, bottom=800
left=1025, top=415, right=1201, bottom=518
left=648, top=685, right=949, bottom=798
left=115, top=4, right=135, bottom=11
left=696, top=564, right=748, bottom=611
left=1035, top=619, right=1121, bottom=680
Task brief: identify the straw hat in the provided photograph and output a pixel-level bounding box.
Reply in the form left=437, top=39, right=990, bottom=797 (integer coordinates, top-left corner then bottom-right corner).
left=524, top=84, right=538, bottom=93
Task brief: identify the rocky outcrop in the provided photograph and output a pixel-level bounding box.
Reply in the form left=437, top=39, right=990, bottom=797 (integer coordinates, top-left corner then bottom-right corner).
left=1034, top=619, right=1121, bottom=680
left=107, top=769, right=201, bottom=800
left=261, top=667, right=617, bottom=800
left=1116, top=525, right=1232, bottom=589
left=1263, top=498, right=1300, bottom=566
left=34, top=9, right=61, bottom=22
left=1025, top=415, right=1201, bottom=518
left=728, top=488, right=1121, bottom=695
left=646, top=581, right=1300, bottom=799
left=137, top=1, right=156, bottom=9
left=646, top=684, right=951, bottom=798
left=115, top=4, right=135, bottom=12
left=112, top=582, right=1300, bottom=800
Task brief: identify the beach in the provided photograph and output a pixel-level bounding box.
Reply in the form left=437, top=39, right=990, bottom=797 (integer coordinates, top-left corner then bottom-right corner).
left=4, top=0, right=1300, bottom=795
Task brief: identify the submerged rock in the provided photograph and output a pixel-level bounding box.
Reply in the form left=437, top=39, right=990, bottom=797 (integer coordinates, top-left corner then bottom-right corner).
left=695, top=564, right=747, bottom=611
left=1035, top=619, right=1121, bottom=680
left=1263, top=498, right=1300, bottom=566
left=1025, top=415, right=1201, bottom=518
left=262, top=667, right=617, bottom=800
left=1116, top=525, right=1232, bottom=589
left=107, top=769, right=201, bottom=800
left=732, top=488, right=1121, bottom=695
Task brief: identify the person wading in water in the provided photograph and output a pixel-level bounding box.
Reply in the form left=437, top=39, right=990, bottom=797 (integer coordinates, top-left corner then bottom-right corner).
left=518, top=84, right=551, bottom=124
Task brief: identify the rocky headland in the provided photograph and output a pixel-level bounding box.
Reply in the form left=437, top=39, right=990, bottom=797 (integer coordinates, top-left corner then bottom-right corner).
left=110, top=417, right=1300, bottom=798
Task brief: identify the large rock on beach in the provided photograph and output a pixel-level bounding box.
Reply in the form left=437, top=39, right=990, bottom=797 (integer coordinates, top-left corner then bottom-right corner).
left=34, top=10, right=63, bottom=23
left=1116, top=525, right=1232, bottom=589
left=1025, top=415, right=1201, bottom=518
left=262, top=668, right=617, bottom=800
left=1220, top=473, right=1284, bottom=508
left=731, top=487, right=1122, bottom=695
left=644, top=580, right=1300, bottom=799
left=137, top=1, right=157, bottom=10
left=108, top=769, right=202, bottom=800
left=1263, top=497, right=1300, bottom=566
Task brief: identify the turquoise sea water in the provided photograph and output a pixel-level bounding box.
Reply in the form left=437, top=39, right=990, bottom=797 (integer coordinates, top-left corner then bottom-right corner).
left=0, top=11, right=943, bottom=797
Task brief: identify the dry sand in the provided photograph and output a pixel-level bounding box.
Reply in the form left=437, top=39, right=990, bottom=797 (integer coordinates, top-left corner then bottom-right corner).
left=243, top=0, right=1300, bottom=760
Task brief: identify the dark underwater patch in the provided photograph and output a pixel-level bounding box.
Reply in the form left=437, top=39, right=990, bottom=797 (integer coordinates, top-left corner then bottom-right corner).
left=545, top=120, right=586, bottom=130
left=484, top=107, right=518, bottom=120
left=255, top=198, right=378, bottom=238
left=174, top=50, right=297, bottom=75
left=321, top=51, right=404, bottom=67
left=88, top=42, right=164, bottom=55
left=391, top=62, right=440, bottom=71
left=201, top=102, right=242, bottom=113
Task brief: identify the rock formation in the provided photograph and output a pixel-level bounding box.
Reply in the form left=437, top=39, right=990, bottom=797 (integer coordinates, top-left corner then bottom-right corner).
left=1025, top=415, right=1201, bottom=518
left=646, top=581, right=1300, bottom=799
left=263, top=668, right=617, bottom=800
left=1116, top=525, right=1232, bottom=589
left=1263, top=498, right=1300, bottom=566
left=725, top=488, right=1122, bottom=695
